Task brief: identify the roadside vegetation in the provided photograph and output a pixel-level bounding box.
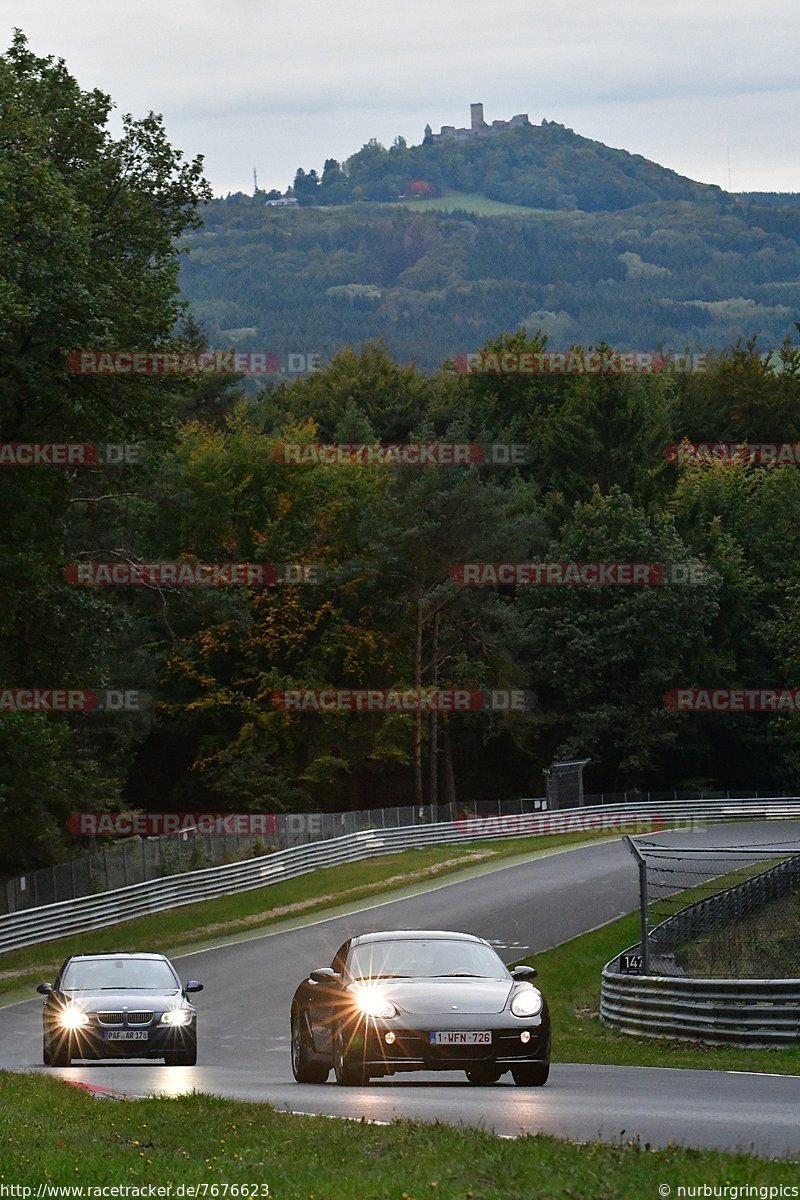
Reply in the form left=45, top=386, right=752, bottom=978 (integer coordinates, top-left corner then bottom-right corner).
left=0, top=1071, right=794, bottom=1195
left=681, top=885, right=800, bottom=978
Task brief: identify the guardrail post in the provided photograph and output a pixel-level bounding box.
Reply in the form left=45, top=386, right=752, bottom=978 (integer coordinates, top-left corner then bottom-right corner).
left=623, top=835, right=649, bottom=974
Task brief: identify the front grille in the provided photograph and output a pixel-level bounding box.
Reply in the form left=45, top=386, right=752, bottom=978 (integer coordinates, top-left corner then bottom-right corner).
left=96, top=1011, right=153, bottom=1027
left=126, top=1012, right=154, bottom=1026
left=97, top=1012, right=124, bottom=1026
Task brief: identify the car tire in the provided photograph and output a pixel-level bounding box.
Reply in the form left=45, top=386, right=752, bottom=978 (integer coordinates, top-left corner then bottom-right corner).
left=164, top=1035, right=197, bottom=1066
left=512, top=1060, right=550, bottom=1086
left=45, top=1036, right=71, bottom=1067
left=291, top=1009, right=330, bottom=1084
left=465, top=1067, right=502, bottom=1085
left=333, top=1027, right=369, bottom=1086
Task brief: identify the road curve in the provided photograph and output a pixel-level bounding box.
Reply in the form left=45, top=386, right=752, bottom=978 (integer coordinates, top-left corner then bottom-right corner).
left=1, top=822, right=799, bottom=1157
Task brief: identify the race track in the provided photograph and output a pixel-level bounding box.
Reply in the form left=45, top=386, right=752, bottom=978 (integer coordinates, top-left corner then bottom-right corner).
left=1, top=822, right=799, bottom=1157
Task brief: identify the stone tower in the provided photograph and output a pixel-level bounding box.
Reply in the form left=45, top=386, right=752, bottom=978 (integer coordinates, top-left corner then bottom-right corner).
left=470, top=103, right=485, bottom=132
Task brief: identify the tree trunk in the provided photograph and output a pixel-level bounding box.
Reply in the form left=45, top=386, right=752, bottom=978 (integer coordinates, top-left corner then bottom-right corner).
left=429, top=609, right=440, bottom=816
left=414, top=595, right=424, bottom=808
left=443, top=720, right=456, bottom=813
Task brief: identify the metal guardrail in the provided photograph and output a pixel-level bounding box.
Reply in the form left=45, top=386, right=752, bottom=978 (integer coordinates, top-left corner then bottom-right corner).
left=601, top=974, right=800, bottom=1045
left=601, top=850, right=800, bottom=1045
left=3, top=787, right=793, bottom=916
left=3, top=796, right=800, bottom=958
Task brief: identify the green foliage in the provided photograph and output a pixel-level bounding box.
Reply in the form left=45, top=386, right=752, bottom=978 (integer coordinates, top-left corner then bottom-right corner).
left=5, top=31, right=800, bottom=878
left=181, top=192, right=800, bottom=372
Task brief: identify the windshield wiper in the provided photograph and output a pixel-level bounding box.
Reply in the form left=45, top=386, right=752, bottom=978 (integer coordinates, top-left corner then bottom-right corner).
left=352, top=973, right=412, bottom=980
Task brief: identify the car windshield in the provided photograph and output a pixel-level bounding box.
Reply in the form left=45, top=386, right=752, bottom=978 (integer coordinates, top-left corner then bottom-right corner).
left=348, top=938, right=507, bottom=981
left=60, top=958, right=179, bottom=991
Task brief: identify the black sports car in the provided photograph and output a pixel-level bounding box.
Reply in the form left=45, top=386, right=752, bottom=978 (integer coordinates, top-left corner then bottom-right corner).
left=290, top=929, right=550, bottom=1086
left=37, top=952, right=202, bottom=1066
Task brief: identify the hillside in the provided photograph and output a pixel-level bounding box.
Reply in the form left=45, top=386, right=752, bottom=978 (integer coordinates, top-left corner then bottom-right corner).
left=290, top=118, right=728, bottom=212
left=180, top=124, right=800, bottom=372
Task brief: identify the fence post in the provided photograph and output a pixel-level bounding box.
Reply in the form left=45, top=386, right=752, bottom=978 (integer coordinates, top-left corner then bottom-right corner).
left=623, top=835, right=649, bottom=975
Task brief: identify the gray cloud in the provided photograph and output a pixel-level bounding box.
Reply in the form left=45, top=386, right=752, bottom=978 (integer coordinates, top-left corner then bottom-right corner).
left=3, top=0, right=798, bottom=194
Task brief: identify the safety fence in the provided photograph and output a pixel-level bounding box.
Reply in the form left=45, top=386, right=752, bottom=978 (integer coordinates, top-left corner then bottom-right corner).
left=2, top=795, right=800, bottom=956
left=601, top=850, right=800, bottom=1045
left=1, top=788, right=793, bottom=916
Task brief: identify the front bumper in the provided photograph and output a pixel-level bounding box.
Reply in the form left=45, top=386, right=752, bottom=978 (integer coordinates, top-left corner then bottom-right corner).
left=45, top=1019, right=196, bottom=1059
left=351, top=1016, right=550, bottom=1073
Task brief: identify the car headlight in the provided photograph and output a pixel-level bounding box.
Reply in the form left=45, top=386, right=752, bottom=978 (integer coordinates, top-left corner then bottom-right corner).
left=160, top=1008, right=192, bottom=1026
left=510, top=987, right=543, bottom=1018
left=353, top=986, right=398, bottom=1020
left=58, top=1005, right=89, bottom=1030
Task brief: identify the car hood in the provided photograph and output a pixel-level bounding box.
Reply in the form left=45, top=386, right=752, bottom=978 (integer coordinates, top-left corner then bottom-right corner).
left=351, top=977, right=514, bottom=1015
left=54, top=989, right=186, bottom=1011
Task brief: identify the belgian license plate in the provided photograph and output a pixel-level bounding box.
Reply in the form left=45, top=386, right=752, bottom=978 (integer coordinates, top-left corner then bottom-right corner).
left=104, top=1030, right=148, bottom=1042
left=429, top=1031, right=491, bottom=1045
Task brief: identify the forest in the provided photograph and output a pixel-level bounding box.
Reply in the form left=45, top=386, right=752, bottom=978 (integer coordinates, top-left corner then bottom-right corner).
left=4, top=34, right=800, bottom=876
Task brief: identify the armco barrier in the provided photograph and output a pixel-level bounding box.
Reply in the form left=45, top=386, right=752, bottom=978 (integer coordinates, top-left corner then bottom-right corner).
left=601, top=850, right=800, bottom=1045
left=3, top=788, right=793, bottom=916
left=601, top=973, right=800, bottom=1046
left=3, top=797, right=800, bottom=956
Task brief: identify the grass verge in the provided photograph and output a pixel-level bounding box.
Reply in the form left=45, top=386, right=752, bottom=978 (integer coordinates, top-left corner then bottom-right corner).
left=0, top=1072, right=795, bottom=1194
left=0, top=830, right=614, bottom=1001
left=524, top=911, right=800, bottom=1075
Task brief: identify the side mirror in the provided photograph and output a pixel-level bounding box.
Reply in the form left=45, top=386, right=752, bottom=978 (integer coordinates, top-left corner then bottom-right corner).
left=511, top=965, right=537, bottom=980
left=309, top=967, right=340, bottom=984
left=184, top=981, right=203, bottom=993
left=36, top=983, right=53, bottom=995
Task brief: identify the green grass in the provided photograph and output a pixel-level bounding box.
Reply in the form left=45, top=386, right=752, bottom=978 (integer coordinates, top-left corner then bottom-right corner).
left=390, top=192, right=560, bottom=217
left=0, top=830, right=618, bottom=1001
left=0, top=1072, right=794, bottom=1194
left=524, top=911, right=800, bottom=1075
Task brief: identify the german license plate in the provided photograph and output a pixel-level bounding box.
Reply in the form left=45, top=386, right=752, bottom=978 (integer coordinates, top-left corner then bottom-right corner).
left=429, top=1031, right=491, bottom=1045
left=104, top=1030, right=148, bottom=1041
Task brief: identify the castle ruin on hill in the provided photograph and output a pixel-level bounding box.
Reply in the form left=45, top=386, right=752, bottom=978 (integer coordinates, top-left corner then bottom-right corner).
left=424, top=103, right=531, bottom=145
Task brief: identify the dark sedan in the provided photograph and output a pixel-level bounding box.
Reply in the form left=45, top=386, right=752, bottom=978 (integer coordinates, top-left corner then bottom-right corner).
left=290, top=929, right=550, bottom=1086
left=37, top=952, right=202, bottom=1066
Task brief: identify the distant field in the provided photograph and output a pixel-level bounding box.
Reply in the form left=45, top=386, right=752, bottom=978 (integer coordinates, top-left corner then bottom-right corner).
left=390, top=192, right=563, bottom=217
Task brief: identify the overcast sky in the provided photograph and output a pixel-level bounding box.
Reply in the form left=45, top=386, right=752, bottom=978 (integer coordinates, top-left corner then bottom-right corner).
left=4, top=0, right=799, bottom=197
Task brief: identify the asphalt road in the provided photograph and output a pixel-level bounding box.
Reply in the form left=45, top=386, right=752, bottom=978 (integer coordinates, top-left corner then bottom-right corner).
left=2, top=822, right=800, bottom=1156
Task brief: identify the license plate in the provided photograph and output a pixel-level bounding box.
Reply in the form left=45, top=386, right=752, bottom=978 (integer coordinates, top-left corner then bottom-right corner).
left=429, top=1031, right=491, bottom=1045
left=104, top=1030, right=148, bottom=1042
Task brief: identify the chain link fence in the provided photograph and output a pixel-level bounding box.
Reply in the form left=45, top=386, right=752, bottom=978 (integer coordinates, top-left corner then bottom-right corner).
left=623, top=836, right=800, bottom=976
left=1, top=787, right=792, bottom=917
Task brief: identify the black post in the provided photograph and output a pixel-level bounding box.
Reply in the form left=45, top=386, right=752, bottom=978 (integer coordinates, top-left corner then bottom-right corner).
left=623, top=835, right=649, bottom=974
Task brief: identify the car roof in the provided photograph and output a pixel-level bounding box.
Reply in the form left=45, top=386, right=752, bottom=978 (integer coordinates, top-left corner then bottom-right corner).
left=349, top=930, right=487, bottom=946
left=65, top=952, right=171, bottom=962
